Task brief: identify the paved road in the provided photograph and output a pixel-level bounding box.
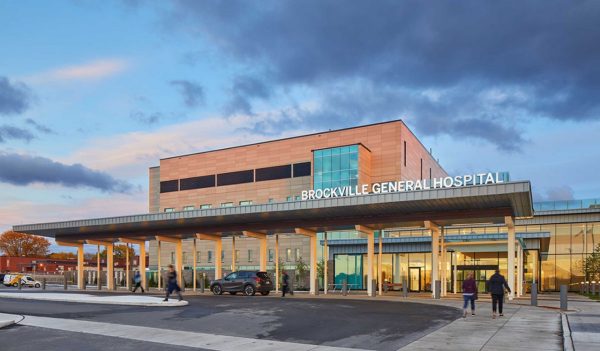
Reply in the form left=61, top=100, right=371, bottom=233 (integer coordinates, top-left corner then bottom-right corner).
left=0, top=294, right=460, bottom=350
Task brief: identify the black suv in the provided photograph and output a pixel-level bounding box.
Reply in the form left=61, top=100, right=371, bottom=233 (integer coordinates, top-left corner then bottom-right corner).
left=210, top=271, right=273, bottom=296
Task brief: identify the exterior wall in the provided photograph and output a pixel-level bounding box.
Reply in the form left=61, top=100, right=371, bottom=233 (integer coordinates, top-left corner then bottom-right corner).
left=153, top=120, right=447, bottom=212
left=149, top=166, right=160, bottom=213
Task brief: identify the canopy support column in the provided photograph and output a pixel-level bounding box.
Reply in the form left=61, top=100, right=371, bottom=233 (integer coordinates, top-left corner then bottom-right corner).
left=243, top=231, right=268, bottom=271
left=356, top=225, right=376, bottom=297
left=295, top=228, right=317, bottom=295
left=197, top=233, right=223, bottom=279
left=506, top=216, right=516, bottom=300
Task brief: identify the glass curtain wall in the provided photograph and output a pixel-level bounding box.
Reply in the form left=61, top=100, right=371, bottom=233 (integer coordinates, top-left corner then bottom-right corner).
left=313, top=145, right=359, bottom=190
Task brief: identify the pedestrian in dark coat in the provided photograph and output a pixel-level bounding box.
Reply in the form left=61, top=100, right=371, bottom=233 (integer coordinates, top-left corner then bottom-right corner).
left=163, top=264, right=182, bottom=301
left=462, top=272, right=478, bottom=317
left=281, top=271, right=289, bottom=297
left=487, top=269, right=511, bottom=318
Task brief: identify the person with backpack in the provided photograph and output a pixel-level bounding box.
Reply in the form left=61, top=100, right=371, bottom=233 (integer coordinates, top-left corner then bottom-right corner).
left=487, top=269, right=511, bottom=318
left=281, top=271, right=289, bottom=297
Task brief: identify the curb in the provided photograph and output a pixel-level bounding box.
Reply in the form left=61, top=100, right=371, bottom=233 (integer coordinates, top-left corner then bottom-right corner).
left=0, top=293, right=188, bottom=307
left=561, top=313, right=575, bottom=351
left=0, top=320, right=16, bottom=329
left=0, top=313, right=20, bottom=329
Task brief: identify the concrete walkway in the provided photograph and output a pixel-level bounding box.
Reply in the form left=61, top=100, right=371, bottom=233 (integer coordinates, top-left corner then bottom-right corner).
left=563, top=299, right=600, bottom=351
left=0, top=292, right=188, bottom=307
left=398, top=303, right=562, bottom=351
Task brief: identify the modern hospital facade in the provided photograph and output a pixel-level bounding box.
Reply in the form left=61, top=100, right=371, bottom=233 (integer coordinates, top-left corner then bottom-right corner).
left=14, top=120, right=600, bottom=297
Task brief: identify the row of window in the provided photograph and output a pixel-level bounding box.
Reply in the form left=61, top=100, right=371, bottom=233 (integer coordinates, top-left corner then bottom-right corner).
left=160, top=162, right=311, bottom=193
left=163, top=197, right=304, bottom=212
left=169, top=248, right=302, bottom=264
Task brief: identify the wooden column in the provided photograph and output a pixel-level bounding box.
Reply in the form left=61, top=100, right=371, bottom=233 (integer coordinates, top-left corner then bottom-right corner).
left=324, top=232, right=328, bottom=294
left=56, top=241, right=85, bottom=290
left=156, top=236, right=183, bottom=288
left=425, top=221, right=440, bottom=298
left=378, top=231, right=383, bottom=295
left=356, top=225, right=376, bottom=297
left=119, top=238, right=147, bottom=291
left=275, top=234, right=279, bottom=293
left=295, top=228, right=318, bottom=295
left=197, top=233, right=223, bottom=279
left=193, top=239, right=197, bottom=291
left=506, top=216, right=516, bottom=300
left=243, top=231, right=268, bottom=271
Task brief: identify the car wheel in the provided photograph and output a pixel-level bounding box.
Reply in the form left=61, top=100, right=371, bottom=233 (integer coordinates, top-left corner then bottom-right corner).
left=211, top=284, right=223, bottom=295
left=35, top=283, right=41, bottom=288
left=12, top=283, right=18, bottom=287
left=243, top=284, right=256, bottom=296
left=260, top=291, right=270, bottom=296
left=229, top=292, right=237, bottom=295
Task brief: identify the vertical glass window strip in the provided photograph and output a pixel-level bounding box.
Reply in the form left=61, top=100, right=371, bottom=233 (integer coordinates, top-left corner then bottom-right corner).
left=208, top=250, right=213, bottom=263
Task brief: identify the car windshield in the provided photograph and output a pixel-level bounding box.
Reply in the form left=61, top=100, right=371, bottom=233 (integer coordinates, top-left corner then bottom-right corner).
left=256, top=272, right=269, bottom=279
left=26, top=277, right=34, bottom=281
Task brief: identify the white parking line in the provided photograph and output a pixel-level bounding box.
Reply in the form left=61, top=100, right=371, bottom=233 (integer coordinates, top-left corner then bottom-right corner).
left=17, top=314, right=367, bottom=351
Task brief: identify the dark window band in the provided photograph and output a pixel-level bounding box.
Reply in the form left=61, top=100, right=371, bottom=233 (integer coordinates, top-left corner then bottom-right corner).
left=180, top=175, right=215, bottom=190
left=217, top=170, right=254, bottom=186
left=160, top=180, right=179, bottom=193
left=293, top=162, right=311, bottom=177
left=256, top=165, right=292, bottom=182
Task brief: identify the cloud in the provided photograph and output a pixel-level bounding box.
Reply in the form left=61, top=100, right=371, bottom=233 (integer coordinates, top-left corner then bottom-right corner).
left=225, top=75, right=271, bottom=114
left=147, top=0, right=600, bottom=150
left=25, top=118, right=55, bottom=134
left=129, top=110, right=163, bottom=125
left=64, top=113, right=312, bottom=178
left=0, top=125, right=35, bottom=143
left=27, top=58, right=129, bottom=83
left=170, top=80, right=205, bottom=107
left=0, top=152, right=134, bottom=193
left=0, top=76, right=33, bottom=115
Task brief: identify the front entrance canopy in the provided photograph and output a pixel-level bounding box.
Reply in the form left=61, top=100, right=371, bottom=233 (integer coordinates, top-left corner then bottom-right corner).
left=13, top=181, right=533, bottom=243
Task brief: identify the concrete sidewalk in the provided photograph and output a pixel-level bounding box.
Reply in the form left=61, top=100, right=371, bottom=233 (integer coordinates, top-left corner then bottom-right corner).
left=0, top=292, right=188, bottom=307
left=0, top=313, right=21, bottom=328
left=398, top=303, right=562, bottom=351
left=563, top=299, right=600, bottom=351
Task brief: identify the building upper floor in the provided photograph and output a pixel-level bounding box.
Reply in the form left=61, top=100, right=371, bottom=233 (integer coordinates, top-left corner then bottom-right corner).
left=150, top=120, right=447, bottom=213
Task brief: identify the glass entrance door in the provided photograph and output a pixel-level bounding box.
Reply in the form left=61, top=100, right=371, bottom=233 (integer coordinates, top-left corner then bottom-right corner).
left=409, top=267, right=421, bottom=292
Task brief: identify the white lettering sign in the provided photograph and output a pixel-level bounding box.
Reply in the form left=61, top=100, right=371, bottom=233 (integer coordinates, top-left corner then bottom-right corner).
left=300, top=172, right=505, bottom=200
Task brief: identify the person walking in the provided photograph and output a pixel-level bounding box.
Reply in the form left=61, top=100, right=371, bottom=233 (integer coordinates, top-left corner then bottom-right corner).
left=462, top=272, right=478, bottom=318
left=487, top=269, right=511, bottom=318
left=132, top=270, right=145, bottom=293
left=163, top=264, right=182, bottom=301
left=281, top=270, right=289, bottom=297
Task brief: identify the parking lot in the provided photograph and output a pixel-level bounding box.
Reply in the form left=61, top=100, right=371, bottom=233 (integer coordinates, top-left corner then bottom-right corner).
left=0, top=292, right=461, bottom=350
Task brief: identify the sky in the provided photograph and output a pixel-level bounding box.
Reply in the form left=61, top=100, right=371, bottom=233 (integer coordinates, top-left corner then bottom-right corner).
left=1, top=1, right=600, bottom=251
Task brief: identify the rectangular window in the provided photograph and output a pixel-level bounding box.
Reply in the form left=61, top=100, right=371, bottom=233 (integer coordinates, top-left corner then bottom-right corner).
left=420, top=158, right=423, bottom=179
left=295, top=248, right=301, bottom=261
left=207, top=250, right=213, bottom=263
left=286, top=196, right=292, bottom=202
left=248, top=249, right=253, bottom=262
left=255, top=164, right=291, bottom=181
left=403, top=141, right=407, bottom=167
left=200, top=204, right=212, bottom=209
left=220, top=202, right=234, bottom=207
left=170, top=252, right=175, bottom=264
left=429, top=168, right=432, bottom=180
left=221, top=251, right=225, bottom=263
left=164, top=208, right=175, bottom=212
left=268, top=249, right=274, bottom=262
left=183, top=205, right=195, bottom=211
left=295, top=195, right=301, bottom=201
left=268, top=198, right=274, bottom=203
left=182, top=252, right=187, bottom=265
left=286, top=248, right=292, bottom=262
left=293, top=162, right=311, bottom=177
left=160, top=180, right=179, bottom=193
left=179, top=175, right=215, bottom=190
left=239, top=200, right=253, bottom=206
left=217, top=170, right=254, bottom=186
left=235, top=250, right=240, bottom=263
left=196, top=251, right=201, bottom=263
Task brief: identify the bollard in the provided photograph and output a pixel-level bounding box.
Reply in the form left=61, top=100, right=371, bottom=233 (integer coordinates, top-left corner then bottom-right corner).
left=434, top=280, right=441, bottom=299
left=531, top=282, right=538, bottom=306
left=342, top=279, right=348, bottom=296
left=64, top=274, right=68, bottom=290
left=97, top=274, right=102, bottom=291
left=592, top=282, right=596, bottom=295
left=580, top=282, right=583, bottom=294
left=200, top=273, right=205, bottom=293
left=113, top=277, right=118, bottom=291
left=314, top=279, right=320, bottom=295
left=560, top=285, right=568, bottom=311
left=18, top=279, right=22, bottom=290
left=42, top=278, right=46, bottom=290
left=371, top=279, right=377, bottom=297
left=402, top=278, right=408, bottom=298
left=597, top=282, right=600, bottom=296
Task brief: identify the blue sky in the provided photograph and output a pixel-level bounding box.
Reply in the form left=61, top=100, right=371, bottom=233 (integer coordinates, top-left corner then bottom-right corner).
left=2, top=0, right=600, bottom=244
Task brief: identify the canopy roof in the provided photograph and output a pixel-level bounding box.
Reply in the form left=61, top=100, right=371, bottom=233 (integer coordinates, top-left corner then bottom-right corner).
left=13, top=181, right=533, bottom=243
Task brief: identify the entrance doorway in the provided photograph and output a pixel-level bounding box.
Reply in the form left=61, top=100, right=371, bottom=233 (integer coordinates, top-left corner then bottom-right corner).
left=457, top=265, right=498, bottom=293
left=409, top=267, right=421, bottom=292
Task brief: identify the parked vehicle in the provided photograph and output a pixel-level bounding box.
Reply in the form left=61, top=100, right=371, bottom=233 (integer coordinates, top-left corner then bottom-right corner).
left=20, top=276, right=41, bottom=288
left=3, top=274, right=22, bottom=287
left=210, top=271, right=273, bottom=296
